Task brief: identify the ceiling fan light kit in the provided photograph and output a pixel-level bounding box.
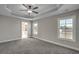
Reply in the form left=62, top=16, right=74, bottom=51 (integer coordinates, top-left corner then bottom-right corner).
left=27, top=10, right=32, bottom=13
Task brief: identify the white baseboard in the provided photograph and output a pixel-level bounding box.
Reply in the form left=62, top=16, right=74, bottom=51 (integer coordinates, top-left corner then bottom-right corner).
left=33, top=37, right=79, bottom=51
left=0, top=38, right=21, bottom=43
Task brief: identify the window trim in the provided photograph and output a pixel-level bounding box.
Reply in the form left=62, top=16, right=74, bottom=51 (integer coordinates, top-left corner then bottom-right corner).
left=57, top=15, right=76, bottom=42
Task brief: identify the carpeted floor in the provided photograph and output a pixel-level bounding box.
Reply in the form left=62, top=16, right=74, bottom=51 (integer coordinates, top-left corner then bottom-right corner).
left=0, top=38, right=79, bottom=54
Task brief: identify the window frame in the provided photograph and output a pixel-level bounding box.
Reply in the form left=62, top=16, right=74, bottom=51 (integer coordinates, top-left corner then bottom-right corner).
left=57, top=15, right=76, bottom=42
left=33, top=22, right=38, bottom=35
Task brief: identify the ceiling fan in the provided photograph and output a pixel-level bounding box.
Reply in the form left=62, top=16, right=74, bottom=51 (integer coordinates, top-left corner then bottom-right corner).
left=19, top=4, right=39, bottom=15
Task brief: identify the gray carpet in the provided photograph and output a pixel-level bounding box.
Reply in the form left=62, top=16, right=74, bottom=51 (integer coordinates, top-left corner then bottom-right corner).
left=0, top=38, right=79, bottom=54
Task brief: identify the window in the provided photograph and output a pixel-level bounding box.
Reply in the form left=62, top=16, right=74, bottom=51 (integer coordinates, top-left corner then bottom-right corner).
left=33, top=22, right=38, bottom=35
left=22, top=22, right=28, bottom=39
left=58, top=15, right=76, bottom=41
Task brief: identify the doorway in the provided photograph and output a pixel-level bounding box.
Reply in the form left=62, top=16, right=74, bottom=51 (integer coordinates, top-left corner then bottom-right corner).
left=22, top=22, right=28, bottom=39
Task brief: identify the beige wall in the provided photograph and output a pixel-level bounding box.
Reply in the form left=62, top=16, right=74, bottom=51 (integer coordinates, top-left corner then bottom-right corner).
left=0, top=15, right=32, bottom=42
left=0, top=15, right=21, bottom=42
left=33, top=10, right=79, bottom=50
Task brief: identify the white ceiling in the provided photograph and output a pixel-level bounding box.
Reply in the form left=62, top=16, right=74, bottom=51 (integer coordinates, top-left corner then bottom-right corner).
left=0, top=4, right=79, bottom=20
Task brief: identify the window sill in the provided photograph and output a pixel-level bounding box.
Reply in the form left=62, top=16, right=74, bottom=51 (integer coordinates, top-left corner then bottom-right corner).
left=58, top=38, right=76, bottom=42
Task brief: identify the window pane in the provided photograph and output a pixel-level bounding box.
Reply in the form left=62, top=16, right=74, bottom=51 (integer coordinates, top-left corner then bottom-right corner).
left=59, top=20, right=66, bottom=38
left=59, top=29, right=65, bottom=38
left=60, top=20, right=65, bottom=27
left=65, top=19, right=73, bottom=39
left=66, top=19, right=73, bottom=28
left=66, top=19, right=72, bottom=24
left=65, top=31, right=73, bottom=39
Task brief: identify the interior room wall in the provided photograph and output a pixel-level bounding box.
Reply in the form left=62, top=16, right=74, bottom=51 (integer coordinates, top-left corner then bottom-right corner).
left=0, top=15, right=24, bottom=42
left=33, top=10, right=79, bottom=51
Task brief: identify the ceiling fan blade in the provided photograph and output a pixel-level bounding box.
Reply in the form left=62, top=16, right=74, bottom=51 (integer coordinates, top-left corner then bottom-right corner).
left=33, top=7, right=38, bottom=10
left=19, top=9, right=28, bottom=11
left=22, top=4, right=27, bottom=8
left=32, top=11, right=38, bottom=14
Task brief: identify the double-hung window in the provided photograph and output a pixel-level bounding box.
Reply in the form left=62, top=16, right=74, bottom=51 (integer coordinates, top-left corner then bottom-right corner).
left=58, top=15, right=76, bottom=41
